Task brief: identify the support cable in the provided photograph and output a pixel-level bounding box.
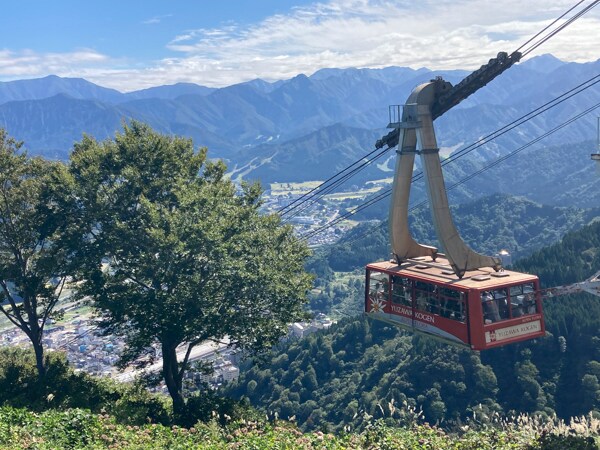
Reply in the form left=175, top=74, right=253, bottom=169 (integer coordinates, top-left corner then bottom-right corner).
left=303, top=99, right=600, bottom=242
left=277, top=144, right=392, bottom=216
left=279, top=0, right=598, bottom=220
left=282, top=145, right=393, bottom=222
left=520, top=0, right=599, bottom=57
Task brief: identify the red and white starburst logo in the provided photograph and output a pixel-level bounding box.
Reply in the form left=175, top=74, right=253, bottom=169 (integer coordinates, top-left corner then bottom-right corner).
left=370, top=297, right=386, bottom=313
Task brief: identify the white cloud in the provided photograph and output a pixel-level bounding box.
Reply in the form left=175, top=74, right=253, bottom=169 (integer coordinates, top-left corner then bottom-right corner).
left=142, top=14, right=173, bottom=25
left=0, top=49, right=109, bottom=77
left=147, top=0, right=600, bottom=89
left=1, top=0, right=598, bottom=91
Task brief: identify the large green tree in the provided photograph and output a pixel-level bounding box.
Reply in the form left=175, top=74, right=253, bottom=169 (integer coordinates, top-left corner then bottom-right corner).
left=70, top=122, right=312, bottom=417
left=0, top=129, right=73, bottom=378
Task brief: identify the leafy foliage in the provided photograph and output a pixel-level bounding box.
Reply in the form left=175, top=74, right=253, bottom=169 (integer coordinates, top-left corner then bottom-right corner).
left=0, top=405, right=598, bottom=449
left=0, top=347, right=171, bottom=425
left=69, top=122, right=312, bottom=417
left=0, top=128, right=74, bottom=378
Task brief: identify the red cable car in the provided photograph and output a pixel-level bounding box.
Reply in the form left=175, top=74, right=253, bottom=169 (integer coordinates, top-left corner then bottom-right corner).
left=365, top=72, right=546, bottom=349
left=365, top=257, right=545, bottom=350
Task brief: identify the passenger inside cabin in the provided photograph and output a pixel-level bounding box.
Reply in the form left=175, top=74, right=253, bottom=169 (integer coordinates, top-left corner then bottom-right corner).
left=524, top=295, right=537, bottom=314
left=495, top=289, right=509, bottom=320
left=416, top=294, right=428, bottom=312
left=436, top=298, right=446, bottom=317
left=377, top=280, right=389, bottom=302
left=391, top=277, right=411, bottom=306
left=512, top=295, right=524, bottom=317
left=482, top=291, right=501, bottom=323
left=371, top=280, right=388, bottom=302
left=369, top=282, right=380, bottom=301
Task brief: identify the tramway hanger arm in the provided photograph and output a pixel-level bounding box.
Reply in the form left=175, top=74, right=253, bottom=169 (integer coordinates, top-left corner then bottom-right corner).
left=376, top=50, right=522, bottom=278
left=375, top=51, right=522, bottom=150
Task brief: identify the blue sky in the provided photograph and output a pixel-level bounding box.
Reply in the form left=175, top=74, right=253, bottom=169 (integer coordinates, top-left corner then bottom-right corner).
left=2, top=1, right=316, bottom=60
left=1, top=0, right=599, bottom=91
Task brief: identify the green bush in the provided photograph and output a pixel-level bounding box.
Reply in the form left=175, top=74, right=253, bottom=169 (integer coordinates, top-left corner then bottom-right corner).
left=184, top=391, right=261, bottom=428
left=527, top=433, right=599, bottom=450
left=0, top=347, right=171, bottom=425
left=0, top=405, right=599, bottom=449
left=0, top=347, right=71, bottom=409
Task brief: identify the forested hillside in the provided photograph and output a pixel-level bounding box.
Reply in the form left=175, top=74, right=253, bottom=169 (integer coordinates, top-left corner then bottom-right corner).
left=515, top=219, right=600, bottom=286
left=311, top=193, right=600, bottom=275
left=227, top=220, right=600, bottom=432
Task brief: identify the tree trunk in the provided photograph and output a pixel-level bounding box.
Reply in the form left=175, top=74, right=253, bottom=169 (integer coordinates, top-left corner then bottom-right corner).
left=31, top=333, right=46, bottom=380
left=162, top=343, right=186, bottom=418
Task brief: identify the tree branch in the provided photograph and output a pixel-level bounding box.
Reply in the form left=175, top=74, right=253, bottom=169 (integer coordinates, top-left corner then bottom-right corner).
left=0, top=183, right=28, bottom=273
left=40, top=292, right=61, bottom=333
left=0, top=280, right=29, bottom=329
left=125, top=273, right=155, bottom=292
left=178, top=338, right=203, bottom=380
left=55, top=275, right=67, bottom=299
left=0, top=302, right=23, bottom=329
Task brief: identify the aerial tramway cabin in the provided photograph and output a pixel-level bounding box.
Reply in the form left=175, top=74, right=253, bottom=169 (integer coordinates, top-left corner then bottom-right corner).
left=364, top=57, right=547, bottom=350
left=365, top=257, right=545, bottom=351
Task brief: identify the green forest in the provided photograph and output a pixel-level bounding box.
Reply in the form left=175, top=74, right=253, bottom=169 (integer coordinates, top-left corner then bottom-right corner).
left=312, top=194, right=600, bottom=275
left=227, top=220, right=600, bottom=433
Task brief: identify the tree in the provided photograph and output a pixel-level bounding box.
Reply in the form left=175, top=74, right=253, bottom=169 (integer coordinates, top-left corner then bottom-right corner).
left=70, top=122, right=312, bottom=418
left=0, top=129, right=73, bottom=379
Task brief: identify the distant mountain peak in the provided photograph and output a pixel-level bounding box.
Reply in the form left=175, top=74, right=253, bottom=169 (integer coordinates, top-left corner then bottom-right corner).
left=0, top=75, right=125, bottom=105
left=286, top=73, right=312, bottom=89
left=125, top=82, right=214, bottom=101
left=291, top=73, right=310, bottom=81
left=522, top=54, right=565, bottom=73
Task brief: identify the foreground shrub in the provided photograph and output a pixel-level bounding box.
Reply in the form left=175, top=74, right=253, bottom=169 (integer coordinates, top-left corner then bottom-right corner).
left=0, top=347, right=171, bottom=425
left=0, top=406, right=598, bottom=449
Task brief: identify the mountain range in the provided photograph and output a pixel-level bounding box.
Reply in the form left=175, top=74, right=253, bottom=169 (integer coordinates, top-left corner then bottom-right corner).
left=0, top=54, right=599, bottom=208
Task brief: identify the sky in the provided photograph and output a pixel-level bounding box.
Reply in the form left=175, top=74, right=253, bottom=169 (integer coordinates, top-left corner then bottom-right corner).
left=1, top=0, right=599, bottom=92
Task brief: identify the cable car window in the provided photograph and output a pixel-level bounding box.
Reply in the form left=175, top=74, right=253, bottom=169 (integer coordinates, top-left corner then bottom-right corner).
left=414, top=281, right=437, bottom=312
left=391, top=275, right=412, bottom=306
left=369, top=271, right=389, bottom=302
left=509, top=283, right=537, bottom=317
left=438, top=288, right=466, bottom=322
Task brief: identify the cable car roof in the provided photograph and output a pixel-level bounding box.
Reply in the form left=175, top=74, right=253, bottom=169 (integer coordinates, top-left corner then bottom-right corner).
left=367, top=257, right=537, bottom=290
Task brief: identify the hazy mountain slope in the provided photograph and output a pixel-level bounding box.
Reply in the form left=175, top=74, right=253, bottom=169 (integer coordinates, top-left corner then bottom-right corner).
left=0, top=75, right=125, bottom=104
left=0, top=94, right=126, bottom=159
left=229, top=124, right=382, bottom=183
left=0, top=55, right=597, bottom=181
left=124, top=82, right=215, bottom=101
left=117, top=97, right=240, bottom=159
left=314, top=193, right=600, bottom=273
left=230, top=58, right=600, bottom=187
left=0, top=93, right=239, bottom=161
